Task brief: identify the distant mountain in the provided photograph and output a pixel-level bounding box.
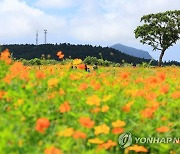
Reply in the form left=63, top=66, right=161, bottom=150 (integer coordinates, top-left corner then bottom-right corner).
left=111, top=43, right=152, bottom=59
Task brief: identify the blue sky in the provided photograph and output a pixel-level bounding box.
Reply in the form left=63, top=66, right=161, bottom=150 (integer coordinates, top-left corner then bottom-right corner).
left=0, top=0, right=180, bottom=62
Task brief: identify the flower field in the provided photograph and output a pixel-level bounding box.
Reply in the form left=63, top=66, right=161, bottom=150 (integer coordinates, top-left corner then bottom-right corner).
left=0, top=49, right=180, bottom=154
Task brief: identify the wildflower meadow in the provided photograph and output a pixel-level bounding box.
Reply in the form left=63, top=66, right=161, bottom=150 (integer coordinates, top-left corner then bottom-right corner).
left=0, top=49, right=180, bottom=154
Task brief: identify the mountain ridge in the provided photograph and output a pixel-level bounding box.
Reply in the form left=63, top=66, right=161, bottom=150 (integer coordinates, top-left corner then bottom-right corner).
left=111, top=43, right=152, bottom=59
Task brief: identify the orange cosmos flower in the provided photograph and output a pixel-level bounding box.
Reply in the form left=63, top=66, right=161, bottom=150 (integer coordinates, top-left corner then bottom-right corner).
left=122, top=101, right=134, bottom=113
left=127, top=144, right=148, bottom=153
left=86, top=95, right=101, bottom=106
left=59, top=101, right=71, bottom=113
left=59, top=88, right=65, bottom=96
left=112, top=127, right=124, bottom=134
left=157, top=72, right=166, bottom=82
left=156, top=126, right=170, bottom=133
left=91, top=107, right=100, bottom=113
left=77, top=64, right=86, bottom=70
left=58, top=128, right=74, bottom=137
left=44, top=146, right=62, bottom=154
left=35, top=117, right=50, bottom=133
left=161, top=116, right=167, bottom=121
left=57, top=51, right=64, bottom=59
left=94, top=124, right=110, bottom=135
left=91, top=82, right=101, bottom=91
left=48, top=78, right=59, bottom=88
left=88, top=138, right=104, bottom=144
left=36, top=71, right=46, bottom=79
left=73, top=131, right=87, bottom=139
left=141, top=108, right=155, bottom=118
left=0, top=91, right=6, bottom=99
left=79, top=83, right=88, bottom=90
left=0, top=49, right=12, bottom=64
left=145, top=92, right=157, bottom=101
left=101, top=105, right=109, bottom=112
left=120, top=72, right=130, bottom=79
left=112, top=120, right=126, bottom=128
left=160, top=84, right=169, bottom=94
left=98, top=140, right=117, bottom=150
left=79, top=117, right=95, bottom=128
left=171, top=91, right=180, bottom=99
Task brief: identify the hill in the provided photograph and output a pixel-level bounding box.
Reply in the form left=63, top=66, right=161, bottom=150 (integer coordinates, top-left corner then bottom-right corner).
left=1, top=43, right=152, bottom=64
left=111, top=43, right=152, bottom=59
left=1, top=43, right=180, bottom=66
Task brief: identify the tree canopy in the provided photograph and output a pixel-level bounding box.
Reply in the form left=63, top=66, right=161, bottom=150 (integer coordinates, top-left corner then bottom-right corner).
left=135, top=10, right=180, bottom=66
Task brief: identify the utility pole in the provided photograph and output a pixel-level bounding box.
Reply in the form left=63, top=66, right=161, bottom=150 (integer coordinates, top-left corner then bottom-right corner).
left=36, top=30, right=38, bottom=45
left=44, top=29, right=47, bottom=44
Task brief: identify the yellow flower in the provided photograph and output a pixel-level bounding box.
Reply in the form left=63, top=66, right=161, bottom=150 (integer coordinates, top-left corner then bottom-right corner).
left=94, top=124, right=110, bottom=135
left=86, top=95, right=101, bottom=106
left=73, top=59, right=82, bottom=65
left=57, top=128, right=74, bottom=137
left=88, top=138, right=104, bottom=144
left=48, top=78, right=59, bottom=88
left=101, top=105, right=109, bottom=112
left=127, top=144, right=148, bottom=153
left=112, top=120, right=126, bottom=128
left=102, top=95, right=112, bottom=102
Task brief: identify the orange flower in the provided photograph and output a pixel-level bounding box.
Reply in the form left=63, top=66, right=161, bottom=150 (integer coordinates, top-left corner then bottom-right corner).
left=0, top=91, right=6, bottom=99
left=94, top=124, right=110, bottom=135
left=156, top=126, right=170, bottom=133
left=0, top=49, right=12, bottom=64
left=171, top=91, right=180, bottom=99
left=112, top=120, right=126, bottom=127
left=35, top=118, right=50, bottom=133
left=127, top=144, right=148, bottom=153
left=101, top=105, right=109, bottom=112
left=122, top=102, right=134, bottom=113
left=59, top=88, right=65, bottom=96
left=157, top=72, right=166, bottom=82
left=86, top=95, right=101, bottom=106
left=91, top=83, right=101, bottom=91
left=73, top=131, right=87, bottom=139
left=79, top=83, right=88, bottom=90
left=161, top=116, right=167, bottom=121
left=79, top=117, right=95, bottom=128
left=160, top=85, right=169, bottom=94
left=36, top=71, right=46, bottom=79
left=120, top=72, right=130, bottom=79
left=77, top=64, right=85, bottom=70
left=44, top=146, right=62, bottom=154
left=57, top=128, right=74, bottom=137
left=98, top=140, right=117, bottom=150
left=59, top=101, right=71, bottom=113
left=91, top=107, right=100, bottom=113
left=145, top=92, right=157, bottom=101
left=57, top=51, right=64, bottom=59
left=88, top=138, right=104, bottom=144
left=141, top=108, right=155, bottom=118
left=112, top=127, right=124, bottom=134
left=48, top=78, right=59, bottom=88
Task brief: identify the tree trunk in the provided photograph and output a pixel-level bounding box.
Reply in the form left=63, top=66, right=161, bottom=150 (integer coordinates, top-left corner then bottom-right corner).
left=158, top=49, right=165, bottom=67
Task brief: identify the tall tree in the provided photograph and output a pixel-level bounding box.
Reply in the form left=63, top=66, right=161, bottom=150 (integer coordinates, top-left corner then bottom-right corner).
left=135, top=10, right=180, bottom=66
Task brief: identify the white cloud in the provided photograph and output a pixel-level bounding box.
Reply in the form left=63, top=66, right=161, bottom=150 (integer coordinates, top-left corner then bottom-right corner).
left=35, top=0, right=74, bottom=9
left=69, top=0, right=180, bottom=45
left=0, top=0, right=180, bottom=61
left=0, top=0, right=67, bottom=44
